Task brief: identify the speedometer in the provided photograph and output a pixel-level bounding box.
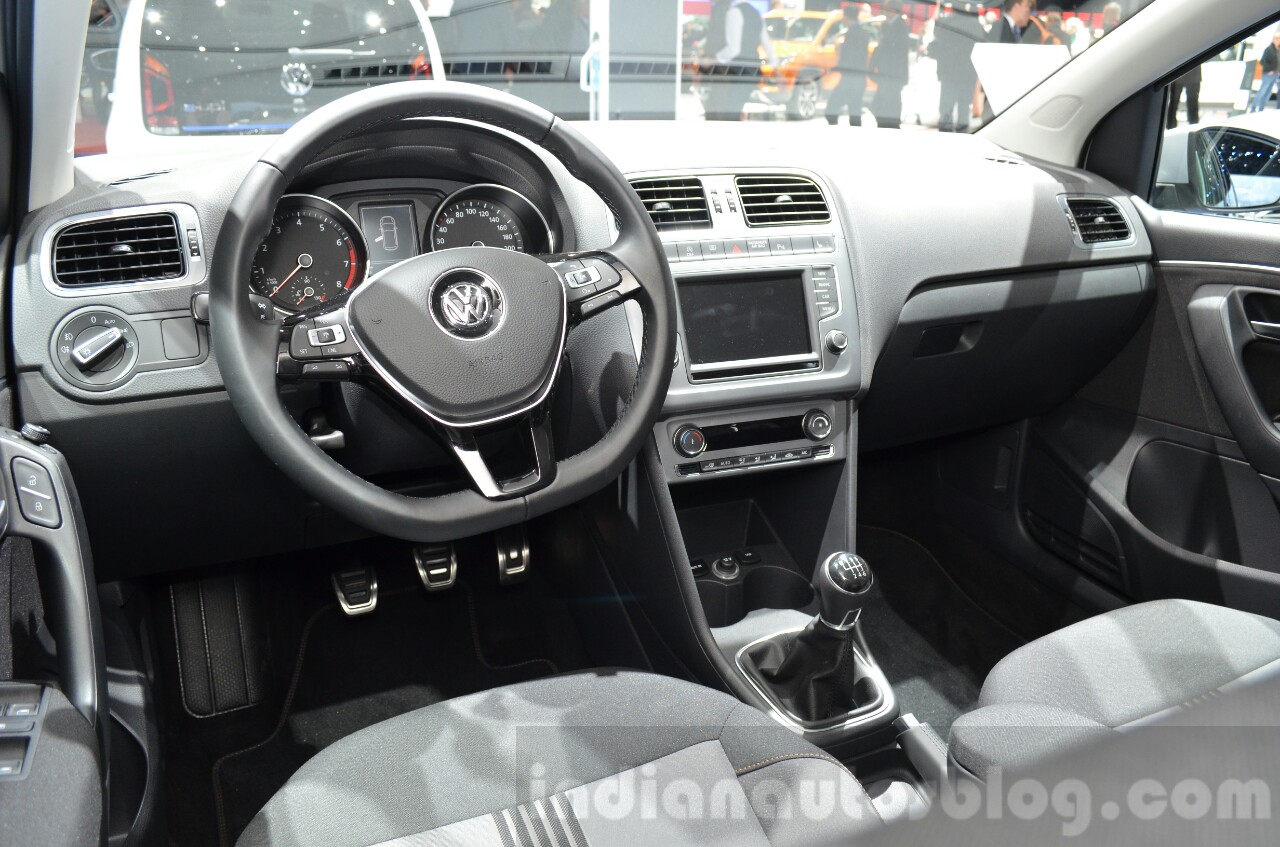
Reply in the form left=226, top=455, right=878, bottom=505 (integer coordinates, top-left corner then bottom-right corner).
left=429, top=184, right=554, bottom=255
left=250, top=195, right=367, bottom=311
left=431, top=198, right=526, bottom=252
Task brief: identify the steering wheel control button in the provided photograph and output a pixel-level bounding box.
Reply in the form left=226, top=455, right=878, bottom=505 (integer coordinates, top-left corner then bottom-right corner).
left=564, top=265, right=602, bottom=288
left=301, top=362, right=351, bottom=380
left=307, top=325, right=345, bottom=347
left=825, top=330, right=849, bottom=354
left=53, top=310, right=139, bottom=388
left=803, top=410, right=834, bottom=441
left=712, top=556, right=740, bottom=581
left=673, top=425, right=707, bottom=458
left=12, top=458, right=61, bottom=529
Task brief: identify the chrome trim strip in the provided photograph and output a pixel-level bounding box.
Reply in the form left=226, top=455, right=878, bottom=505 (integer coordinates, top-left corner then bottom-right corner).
left=1158, top=259, right=1280, bottom=275
left=735, top=625, right=896, bottom=736
left=39, top=202, right=207, bottom=297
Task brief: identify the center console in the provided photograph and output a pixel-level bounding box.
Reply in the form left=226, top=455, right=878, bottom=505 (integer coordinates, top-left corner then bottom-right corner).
left=628, top=170, right=896, bottom=750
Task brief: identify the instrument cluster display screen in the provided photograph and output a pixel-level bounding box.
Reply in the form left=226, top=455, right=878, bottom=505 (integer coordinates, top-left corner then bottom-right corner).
left=359, top=203, right=419, bottom=273
left=677, top=273, right=813, bottom=365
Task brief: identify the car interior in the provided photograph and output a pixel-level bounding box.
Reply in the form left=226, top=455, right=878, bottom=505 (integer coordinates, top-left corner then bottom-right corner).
left=4, top=0, right=1280, bottom=845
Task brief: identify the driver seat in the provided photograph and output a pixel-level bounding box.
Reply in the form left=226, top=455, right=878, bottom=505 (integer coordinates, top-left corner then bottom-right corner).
left=237, top=670, right=884, bottom=847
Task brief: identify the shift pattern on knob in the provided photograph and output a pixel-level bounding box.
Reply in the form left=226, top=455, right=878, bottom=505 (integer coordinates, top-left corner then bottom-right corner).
left=827, top=552, right=873, bottom=594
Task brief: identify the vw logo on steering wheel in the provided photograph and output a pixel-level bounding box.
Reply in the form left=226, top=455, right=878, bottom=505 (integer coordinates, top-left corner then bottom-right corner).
left=430, top=271, right=505, bottom=339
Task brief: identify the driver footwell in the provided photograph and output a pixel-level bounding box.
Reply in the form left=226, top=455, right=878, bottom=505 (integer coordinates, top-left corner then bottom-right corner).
left=152, top=539, right=586, bottom=847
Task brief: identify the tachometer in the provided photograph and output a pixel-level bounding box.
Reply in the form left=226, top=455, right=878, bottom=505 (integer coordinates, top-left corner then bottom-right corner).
left=429, top=184, right=554, bottom=254
left=250, top=195, right=367, bottom=311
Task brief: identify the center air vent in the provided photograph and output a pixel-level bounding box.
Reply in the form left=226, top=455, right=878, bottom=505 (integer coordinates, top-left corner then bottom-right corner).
left=629, top=177, right=711, bottom=230
left=52, top=212, right=186, bottom=287
left=735, top=175, right=830, bottom=227
left=1063, top=197, right=1132, bottom=245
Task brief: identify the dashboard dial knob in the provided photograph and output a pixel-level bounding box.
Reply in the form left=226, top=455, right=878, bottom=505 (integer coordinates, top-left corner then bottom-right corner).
left=673, top=425, right=707, bottom=458
left=802, top=410, right=833, bottom=441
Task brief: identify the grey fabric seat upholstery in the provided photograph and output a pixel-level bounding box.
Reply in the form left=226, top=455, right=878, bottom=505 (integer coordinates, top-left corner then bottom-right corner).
left=238, top=669, right=883, bottom=847
left=950, top=599, right=1280, bottom=780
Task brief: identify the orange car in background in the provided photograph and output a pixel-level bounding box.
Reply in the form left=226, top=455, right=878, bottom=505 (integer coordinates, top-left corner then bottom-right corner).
left=760, top=9, right=874, bottom=120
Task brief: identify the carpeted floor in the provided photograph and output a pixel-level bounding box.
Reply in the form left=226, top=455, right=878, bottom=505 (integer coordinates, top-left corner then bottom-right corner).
left=856, top=525, right=1026, bottom=736
left=155, top=541, right=586, bottom=847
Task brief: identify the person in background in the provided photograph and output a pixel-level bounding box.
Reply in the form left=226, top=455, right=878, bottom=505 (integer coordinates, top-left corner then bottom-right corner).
left=1040, top=5, right=1069, bottom=45
left=1167, top=64, right=1201, bottom=128
left=1062, top=16, right=1091, bottom=55
left=929, top=2, right=983, bottom=132
left=869, top=0, right=911, bottom=128
left=991, top=0, right=1032, bottom=44
left=703, top=0, right=778, bottom=121
left=1100, top=2, right=1122, bottom=37
left=825, top=3, right=872, bottom=125
left=1252, top=32, right=1280, bottom=113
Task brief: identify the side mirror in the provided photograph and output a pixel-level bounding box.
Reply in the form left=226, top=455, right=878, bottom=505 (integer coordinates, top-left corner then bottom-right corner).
left=1191, top=127, right=1280, bottom=211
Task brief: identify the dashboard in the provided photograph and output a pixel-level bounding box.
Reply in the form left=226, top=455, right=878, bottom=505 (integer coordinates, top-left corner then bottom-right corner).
left=9, top=119, right=1154, bottom=577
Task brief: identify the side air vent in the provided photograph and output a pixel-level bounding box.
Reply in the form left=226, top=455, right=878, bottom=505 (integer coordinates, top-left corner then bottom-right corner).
left=629, top=177, right=712, bottom=230
left=735, top=174, right=830, bottom=227
left=51, top=213, right=186, bottom=290
left=52, top=212, right=186, bottom=287
left=1063, top=197, right=1132, bottom=245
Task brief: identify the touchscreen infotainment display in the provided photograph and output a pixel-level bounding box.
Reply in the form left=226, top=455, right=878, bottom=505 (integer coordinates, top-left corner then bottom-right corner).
left=677, top=273, right=812, bottom=365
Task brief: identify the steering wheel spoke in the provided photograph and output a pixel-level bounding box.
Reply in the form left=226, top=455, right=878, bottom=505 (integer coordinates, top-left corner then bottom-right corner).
left=276, top=303, right=365, bottom=382
left=550, top=250, right=643, bottom=324
left=443, top=412, right=557, bottom=500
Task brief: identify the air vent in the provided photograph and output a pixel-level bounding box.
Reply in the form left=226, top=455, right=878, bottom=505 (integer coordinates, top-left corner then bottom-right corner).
left=629, top=177, right=712, bottom=231
left=735, top=175, right=830, bottom=227
left=52, top=213, right=185, bottom=287
left=1064, top=197, right=1132, bottom=245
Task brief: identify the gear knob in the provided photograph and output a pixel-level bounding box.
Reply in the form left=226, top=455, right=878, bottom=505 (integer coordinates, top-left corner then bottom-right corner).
left=817, top=552, right=874, bottom=630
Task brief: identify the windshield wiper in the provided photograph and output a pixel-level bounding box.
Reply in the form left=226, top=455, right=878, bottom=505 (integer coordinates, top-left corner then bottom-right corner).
left=288, top=47, right=377, bottom=59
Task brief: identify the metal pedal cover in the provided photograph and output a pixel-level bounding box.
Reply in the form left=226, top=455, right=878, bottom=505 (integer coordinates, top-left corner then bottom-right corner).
left=495, top=526, right=530, bottom=585
left=414, top=544, right=457, bottom=592
left=332, top=566, right=377, bottom=616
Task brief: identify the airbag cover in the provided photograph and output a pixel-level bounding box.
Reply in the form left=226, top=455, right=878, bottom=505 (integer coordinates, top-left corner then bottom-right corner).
left=348, top=246, right=565, bottom=426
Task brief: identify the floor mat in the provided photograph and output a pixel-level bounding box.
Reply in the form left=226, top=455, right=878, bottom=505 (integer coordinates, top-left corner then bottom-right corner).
left=857, top=525, right=1025, bottom=736
left=154, top=542, right=584, bottom=847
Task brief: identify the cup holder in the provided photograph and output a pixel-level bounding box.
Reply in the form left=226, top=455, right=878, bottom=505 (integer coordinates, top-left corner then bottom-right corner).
left=697, top=565, right=815, bottom=628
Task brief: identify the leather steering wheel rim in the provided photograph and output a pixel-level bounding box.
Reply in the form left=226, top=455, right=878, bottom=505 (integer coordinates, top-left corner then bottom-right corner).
left=210, top=81, right=675, bottom=542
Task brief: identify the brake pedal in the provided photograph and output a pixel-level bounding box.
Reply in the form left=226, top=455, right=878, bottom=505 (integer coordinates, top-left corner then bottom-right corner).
left=414, top=544, right=457, bottom=592
left=332, top=566, right=377, bottom=616
left=495, top=526, right=530, bottom=585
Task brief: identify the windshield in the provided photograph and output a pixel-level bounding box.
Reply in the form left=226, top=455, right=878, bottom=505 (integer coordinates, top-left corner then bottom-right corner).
left=76, top=0, right=1156, bottom=155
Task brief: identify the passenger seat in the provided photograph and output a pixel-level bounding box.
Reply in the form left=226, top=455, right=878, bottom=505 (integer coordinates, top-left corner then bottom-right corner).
left=949, top=599, right=1280, bottom=780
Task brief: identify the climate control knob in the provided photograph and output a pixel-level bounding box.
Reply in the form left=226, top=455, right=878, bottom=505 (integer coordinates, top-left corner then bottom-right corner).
left=673, top=425, right=707, bottom=458
left=802, top=410, right=833, bottom=441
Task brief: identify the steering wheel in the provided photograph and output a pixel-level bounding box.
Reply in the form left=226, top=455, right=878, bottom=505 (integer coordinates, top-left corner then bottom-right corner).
left=210, top=82, right=675, bottom=541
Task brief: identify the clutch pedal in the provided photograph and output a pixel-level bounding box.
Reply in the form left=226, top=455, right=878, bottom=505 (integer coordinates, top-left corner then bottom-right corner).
left=332, top=566, right=377, bottom=616
left=414, top=544, right=457, bottom=592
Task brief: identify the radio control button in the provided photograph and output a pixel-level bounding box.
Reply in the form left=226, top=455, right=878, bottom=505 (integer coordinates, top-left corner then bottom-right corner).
left=818, top=304, right=838, bottom=319
left=825, top=330, right=849, bottom=354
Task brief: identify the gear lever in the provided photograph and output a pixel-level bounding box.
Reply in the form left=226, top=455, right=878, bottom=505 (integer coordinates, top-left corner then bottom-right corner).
left=818, top=552, right=874, bottom=631
left=739, top=552, right=882, bottom=726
